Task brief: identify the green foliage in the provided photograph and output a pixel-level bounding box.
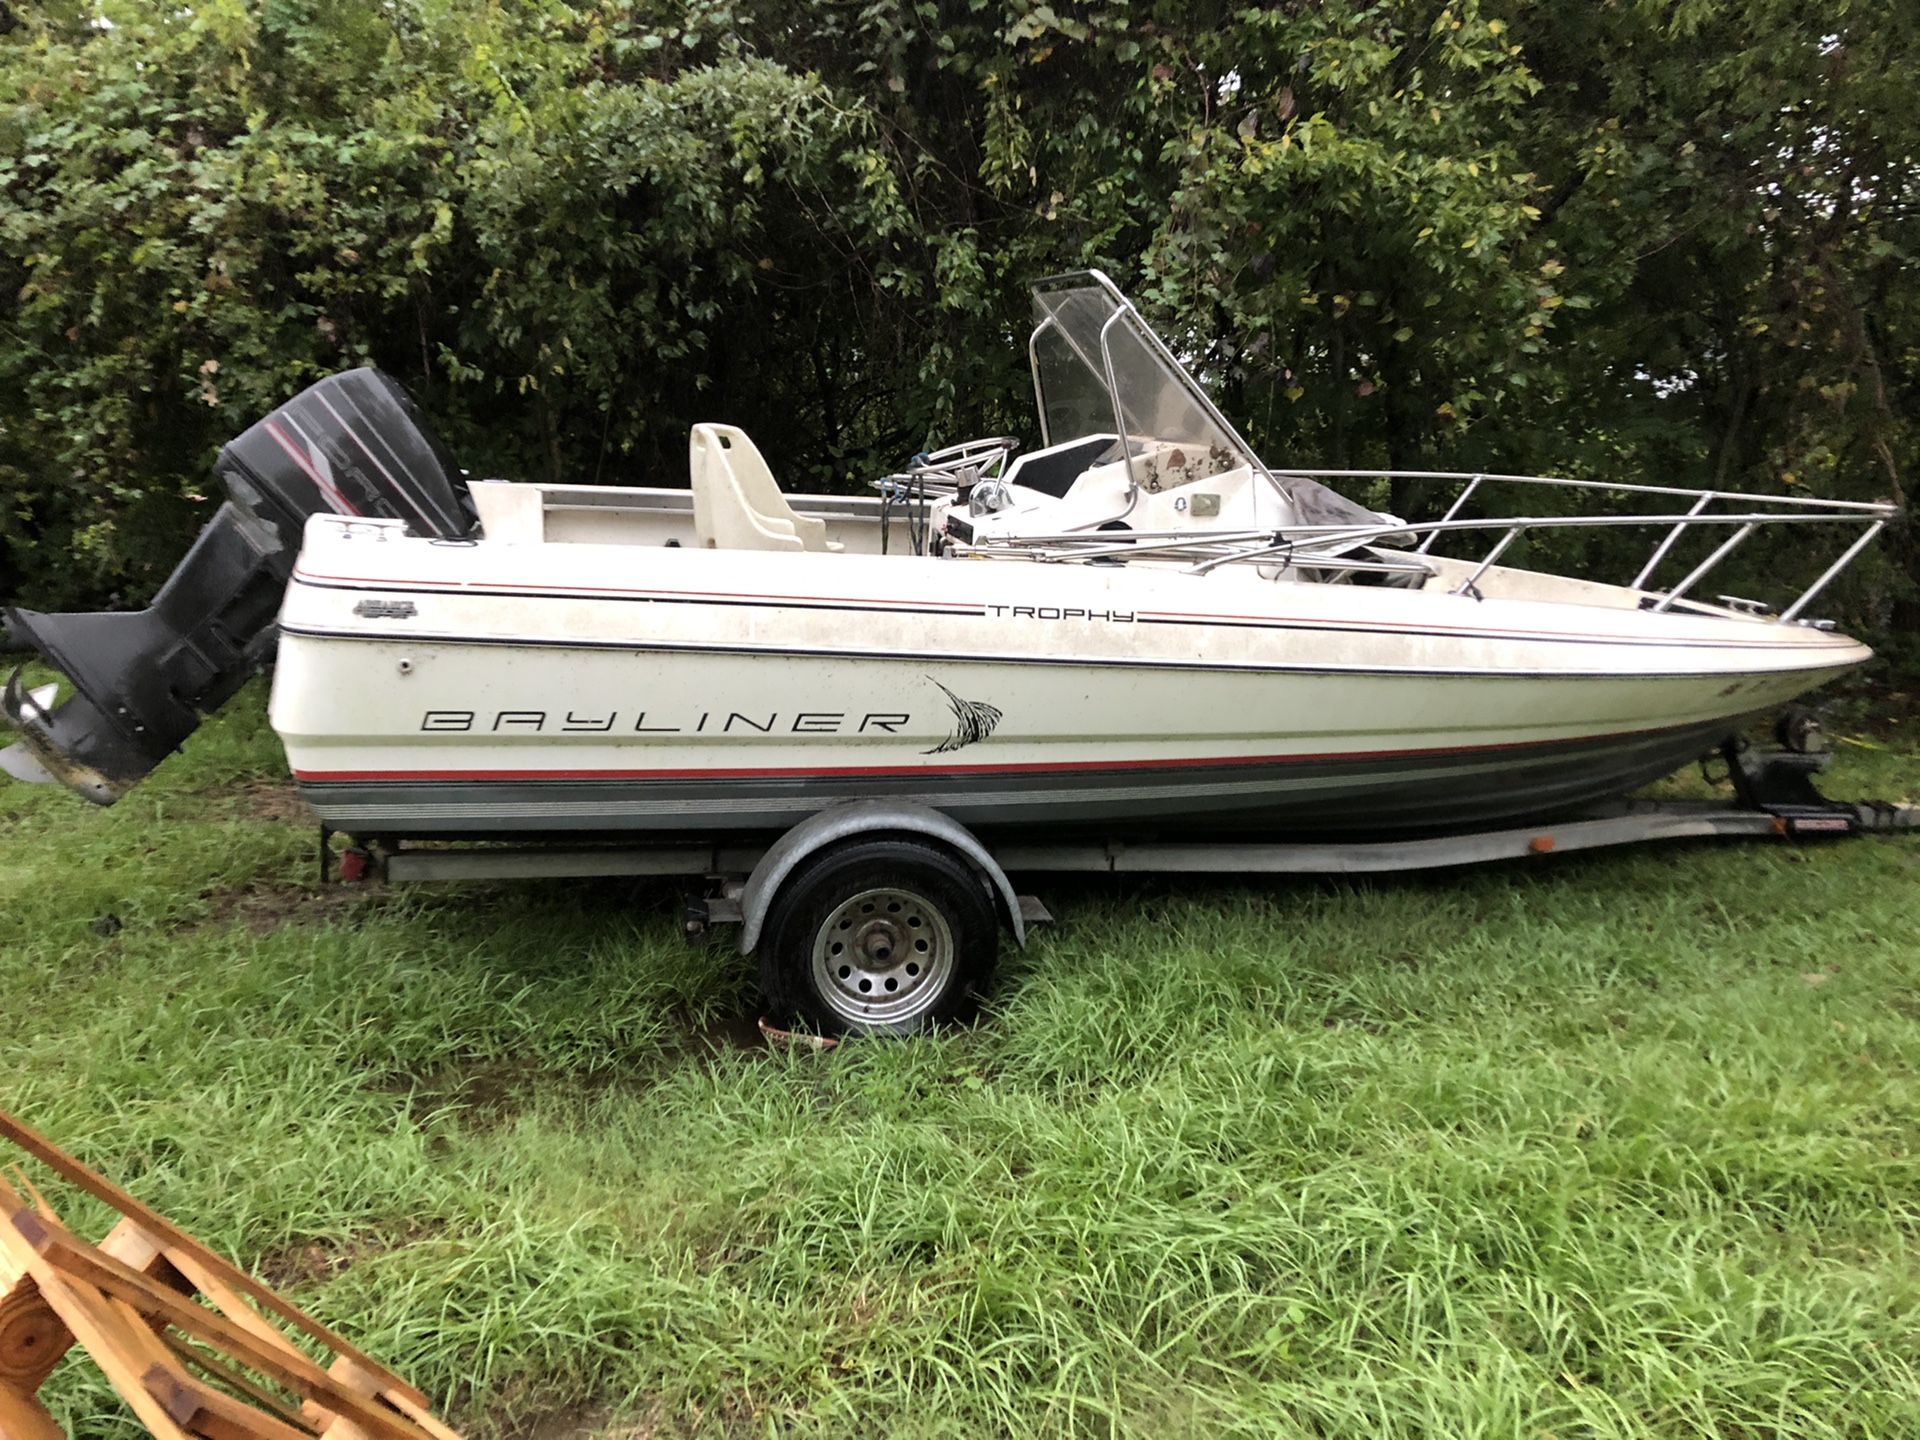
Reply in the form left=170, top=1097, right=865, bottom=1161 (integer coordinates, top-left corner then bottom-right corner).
left=2, top=1, right=1916, bottom=630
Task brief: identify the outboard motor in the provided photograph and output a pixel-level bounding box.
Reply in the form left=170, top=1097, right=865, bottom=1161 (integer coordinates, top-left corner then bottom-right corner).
left=2, top=369, right=474, bottom=803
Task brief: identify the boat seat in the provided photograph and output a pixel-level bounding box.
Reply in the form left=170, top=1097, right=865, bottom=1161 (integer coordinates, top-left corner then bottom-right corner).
left=689, top=424, right=842, bottom=553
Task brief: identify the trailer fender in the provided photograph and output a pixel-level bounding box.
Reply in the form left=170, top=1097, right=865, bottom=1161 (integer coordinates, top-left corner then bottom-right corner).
left=738, top=801, right=1025, bottom=954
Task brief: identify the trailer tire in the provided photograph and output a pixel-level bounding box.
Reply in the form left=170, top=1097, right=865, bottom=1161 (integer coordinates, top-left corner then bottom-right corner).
left=758, top=837, right=997, bottom=1036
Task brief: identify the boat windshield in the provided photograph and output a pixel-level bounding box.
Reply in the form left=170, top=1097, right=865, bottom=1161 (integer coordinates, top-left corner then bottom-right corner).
left=1030, top=275, right=1254, bottom=469
left=1029, top=271, right=1389, bottom=531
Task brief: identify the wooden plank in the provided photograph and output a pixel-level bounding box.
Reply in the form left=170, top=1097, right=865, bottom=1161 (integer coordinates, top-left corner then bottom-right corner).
left=101, top=1219, right=180, bottom=1282
left=0, top=1109, right=426, bottom=1407
left=364, top=1388, right=462, bottom=1440
left=0, top=1382, right=66, bottom=1440
left=0, top=1175, right=70, bottom=1397
left=161, top=1330, right=314, bottom=1433
left=34, top=1218, right=204, bottom=1438
left=0, top=1207, right=197, bottom=1397
left=0, top=1277, right=69, bottom=1395
left=0, top=1176, right=32, bottom=1291
left=323, top=1359, right=463, bottom=1440
left=160, top=1251, right=307, bottom=1355
left=98, top=1290, right=207, bottom=1418
left=0, top=1219, right=194, bottom=1440
left=159, top=1250, right=344, bottom=1432
left=2, top=1170, right=59, bottom=1229
left=312, top=1415, right=376, bottom=1440
left=13, top=1214, right=435, bottom=1440
left=143, top=1364, right=319, bottom=1440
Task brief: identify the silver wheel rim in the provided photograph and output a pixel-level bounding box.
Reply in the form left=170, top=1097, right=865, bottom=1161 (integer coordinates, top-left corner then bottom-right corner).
left=810, top=885, right=956, bottom=1029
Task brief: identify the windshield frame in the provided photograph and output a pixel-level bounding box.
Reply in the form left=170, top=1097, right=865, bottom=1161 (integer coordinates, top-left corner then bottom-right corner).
left=1027, top=270, right=1279, bottom=496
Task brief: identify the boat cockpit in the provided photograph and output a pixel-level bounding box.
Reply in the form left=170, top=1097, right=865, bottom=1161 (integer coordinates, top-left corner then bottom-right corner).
left=461, top=268, right=1891, bottom=619
left=469, top=270, right=1422, bottom=587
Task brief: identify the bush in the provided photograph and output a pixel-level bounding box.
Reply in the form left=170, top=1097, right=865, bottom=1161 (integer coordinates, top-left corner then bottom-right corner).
left=3, top=1, right=1914, bottom=638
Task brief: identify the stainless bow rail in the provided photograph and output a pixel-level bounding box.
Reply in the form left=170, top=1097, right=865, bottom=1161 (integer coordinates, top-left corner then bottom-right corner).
left=949, top=469, right=1896, bottom=624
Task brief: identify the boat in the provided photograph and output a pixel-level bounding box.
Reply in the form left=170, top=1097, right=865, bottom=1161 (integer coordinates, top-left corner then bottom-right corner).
left=2, top=271, right=1894, bottom=841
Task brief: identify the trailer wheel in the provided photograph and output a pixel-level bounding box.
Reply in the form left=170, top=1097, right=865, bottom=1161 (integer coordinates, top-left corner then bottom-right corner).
left=758, top=838, right=997, bottom=1036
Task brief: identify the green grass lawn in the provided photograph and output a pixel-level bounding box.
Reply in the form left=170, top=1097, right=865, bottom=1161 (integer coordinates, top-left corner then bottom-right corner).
left=3, top=678, right=1918, bottom=1439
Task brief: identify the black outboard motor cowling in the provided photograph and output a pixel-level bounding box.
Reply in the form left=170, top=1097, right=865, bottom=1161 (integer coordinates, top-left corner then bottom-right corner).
left=2, top=369, right=474, bottom=803
left=214, top=367, right=474, bottom=553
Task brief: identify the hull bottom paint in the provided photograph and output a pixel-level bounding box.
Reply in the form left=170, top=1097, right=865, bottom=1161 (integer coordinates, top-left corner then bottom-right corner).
left=294, top=716, right=1749, bottom=839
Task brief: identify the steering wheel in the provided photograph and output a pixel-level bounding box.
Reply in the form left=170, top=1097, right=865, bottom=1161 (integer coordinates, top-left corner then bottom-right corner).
left=872, top=436, right=1022, bottom=498
left=868, top=437, right=1022, bottom=553
left=915, top=435, right=1021, bottom=483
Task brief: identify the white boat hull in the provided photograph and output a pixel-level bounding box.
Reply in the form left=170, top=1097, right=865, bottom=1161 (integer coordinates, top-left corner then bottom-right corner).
left=270, top=514, right=1869, bottom=838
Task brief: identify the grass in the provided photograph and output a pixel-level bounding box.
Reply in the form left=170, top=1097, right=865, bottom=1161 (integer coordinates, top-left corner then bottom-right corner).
left=2, top=674, right=1918, bottom=1438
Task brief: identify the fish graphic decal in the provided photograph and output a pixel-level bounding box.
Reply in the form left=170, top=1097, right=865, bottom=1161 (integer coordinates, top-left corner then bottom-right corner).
left=925, top=678, right=1003, bottom=755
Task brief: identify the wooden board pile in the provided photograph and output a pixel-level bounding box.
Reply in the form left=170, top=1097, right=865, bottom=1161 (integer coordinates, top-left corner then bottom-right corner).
left=0, top=1109, right=462, bottom=1440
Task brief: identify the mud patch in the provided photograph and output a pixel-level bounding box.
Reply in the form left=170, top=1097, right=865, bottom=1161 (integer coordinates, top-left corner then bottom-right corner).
left=682, top=1010, right=768, bottom=1057
left=402, top=1058, right=554, bottom=1131
left=203, top=880, right=374, bottom=935
left=648, top=1007, right=796, bottom=1077
left=182, top=777, right=316, bottom=824
left=504, top=1403, right=618, bottom=1440
left=255, top=1220, right=439, bottom=1291
left=397, top=1011, right=770, bottom=1133
left=487, top=1395, right=691, bottom=1440
left=236, top=778, right=317, bottom=824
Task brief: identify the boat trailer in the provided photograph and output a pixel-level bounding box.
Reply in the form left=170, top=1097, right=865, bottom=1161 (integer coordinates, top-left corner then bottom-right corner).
left=348, top=782, right=1914, bottom=897
left=319, top=733, right=1916, bottom=1035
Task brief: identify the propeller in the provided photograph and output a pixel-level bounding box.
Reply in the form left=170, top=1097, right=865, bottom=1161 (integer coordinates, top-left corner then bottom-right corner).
left=0, top=670, right=64, bottom=786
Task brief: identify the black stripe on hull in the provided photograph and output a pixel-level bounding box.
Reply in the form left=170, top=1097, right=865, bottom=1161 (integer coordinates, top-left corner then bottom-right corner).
left=296, top=720, right=1741, bottom=840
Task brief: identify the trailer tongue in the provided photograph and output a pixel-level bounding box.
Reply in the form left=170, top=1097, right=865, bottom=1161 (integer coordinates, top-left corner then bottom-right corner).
left=2, top=369, right=474, bottom=803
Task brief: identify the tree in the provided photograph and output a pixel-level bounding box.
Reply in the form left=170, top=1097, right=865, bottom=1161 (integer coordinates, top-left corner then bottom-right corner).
left=2, top=0, right=1914, bottom=647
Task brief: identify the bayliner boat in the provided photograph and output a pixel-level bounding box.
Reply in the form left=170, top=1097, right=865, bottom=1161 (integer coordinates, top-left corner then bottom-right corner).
left=2, top=272, right=1894, bottom=841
